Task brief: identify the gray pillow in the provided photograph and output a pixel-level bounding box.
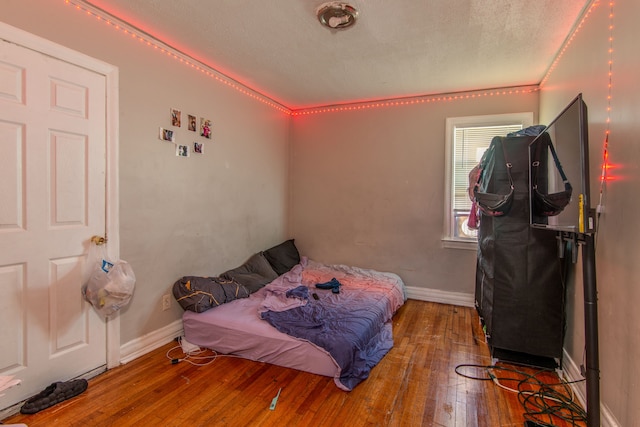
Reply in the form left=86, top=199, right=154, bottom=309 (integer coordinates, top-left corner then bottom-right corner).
left=173, top=276, right=249, bottom=312
left=220, top=252, right=279, bottom=293
left=262, top=239, right=300, bottom=276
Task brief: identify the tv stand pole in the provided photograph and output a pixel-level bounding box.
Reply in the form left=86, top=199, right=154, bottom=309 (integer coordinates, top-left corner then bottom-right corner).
left=581, top=232, right=600, bottom=427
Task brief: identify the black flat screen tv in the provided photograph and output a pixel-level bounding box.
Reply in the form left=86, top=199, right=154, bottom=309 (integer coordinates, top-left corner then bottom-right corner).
left=529, top=93, right=595, bottom=234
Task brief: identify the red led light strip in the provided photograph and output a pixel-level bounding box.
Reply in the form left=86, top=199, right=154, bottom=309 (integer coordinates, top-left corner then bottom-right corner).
left=540, top=1, right=601, bottom=87
left=599, top=0, right=614, bottom=197
left=291, top=86, right=540, bottom=116
left=538, top=0, right=615, bottom=196
left=66, top=0, right=606, bottom=120
left=64, top=0, right=291, bottom=115
left=65, top=0, right=542, bottom=116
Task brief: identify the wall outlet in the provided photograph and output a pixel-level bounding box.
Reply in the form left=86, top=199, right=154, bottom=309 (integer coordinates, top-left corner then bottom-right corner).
left=162, top=294, right=171, bottom=311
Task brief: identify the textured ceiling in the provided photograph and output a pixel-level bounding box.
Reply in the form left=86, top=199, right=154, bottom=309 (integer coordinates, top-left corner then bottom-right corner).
left=83, top=0, right=591, bottom=110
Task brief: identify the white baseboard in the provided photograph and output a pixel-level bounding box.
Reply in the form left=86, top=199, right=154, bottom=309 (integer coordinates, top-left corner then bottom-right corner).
left=405, top=286, right=475, bottom=307
left=119, top=319, right=184, bottom=364
left=561, top=349, right=620, bottom=427
left=561, top=348, right=587, bottom=408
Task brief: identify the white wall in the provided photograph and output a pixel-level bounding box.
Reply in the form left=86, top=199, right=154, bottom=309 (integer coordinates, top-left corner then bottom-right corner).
left=290, top=93, right=539, bottom=294
left=540, top=1, right=640, bottom=425
left=2, top=1, right=291, bottom=344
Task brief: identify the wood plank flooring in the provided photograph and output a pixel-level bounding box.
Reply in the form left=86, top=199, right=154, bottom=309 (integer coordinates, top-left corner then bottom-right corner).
left=3, top=300, right=586, bottom=427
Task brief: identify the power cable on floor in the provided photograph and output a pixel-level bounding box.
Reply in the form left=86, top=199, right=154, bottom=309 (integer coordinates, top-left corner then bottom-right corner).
left=455, top=363, right=587, bottom=426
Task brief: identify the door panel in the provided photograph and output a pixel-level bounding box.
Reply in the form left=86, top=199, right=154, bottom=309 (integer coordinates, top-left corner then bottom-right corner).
left=0, top=120, right=24, bottom=231
left=0, top=38, right=107, bottom=409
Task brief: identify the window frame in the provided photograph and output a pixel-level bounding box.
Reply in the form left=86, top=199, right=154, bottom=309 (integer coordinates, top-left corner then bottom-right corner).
left=443, top=112, right=534, bottom=250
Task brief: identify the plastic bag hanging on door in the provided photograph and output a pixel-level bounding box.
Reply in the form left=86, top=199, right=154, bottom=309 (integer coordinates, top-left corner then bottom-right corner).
left=82, top=238, right=136, bottom=317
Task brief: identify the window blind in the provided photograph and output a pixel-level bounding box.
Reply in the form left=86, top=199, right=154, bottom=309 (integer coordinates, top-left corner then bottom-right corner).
left=453, top=124, right=523, bottom=211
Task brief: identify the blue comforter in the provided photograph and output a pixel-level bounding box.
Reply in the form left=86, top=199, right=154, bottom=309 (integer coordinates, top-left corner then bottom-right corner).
left=259, top=259, right=405, bottom=391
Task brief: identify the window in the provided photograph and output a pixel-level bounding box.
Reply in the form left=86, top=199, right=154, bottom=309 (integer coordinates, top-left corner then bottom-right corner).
left=443, top=112, right=534, bottom=249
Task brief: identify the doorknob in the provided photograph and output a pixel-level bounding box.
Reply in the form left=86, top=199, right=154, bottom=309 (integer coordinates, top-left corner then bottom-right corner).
left=91, top=235, right=107, bottom=245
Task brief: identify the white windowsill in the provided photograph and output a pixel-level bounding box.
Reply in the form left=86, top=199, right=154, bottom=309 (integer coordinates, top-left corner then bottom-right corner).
left=441, top=238, right=478, bottom=251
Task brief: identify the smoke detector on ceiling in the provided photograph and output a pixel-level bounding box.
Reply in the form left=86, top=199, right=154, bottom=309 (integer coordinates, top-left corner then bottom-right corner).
left=316, top=2, right=359, bottom=30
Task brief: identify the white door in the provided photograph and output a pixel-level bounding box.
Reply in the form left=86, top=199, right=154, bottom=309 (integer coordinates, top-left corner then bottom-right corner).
left=0, top=37, right=108, bottom=409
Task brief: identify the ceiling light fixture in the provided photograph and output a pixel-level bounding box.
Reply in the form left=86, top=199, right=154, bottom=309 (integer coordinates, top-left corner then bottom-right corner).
left=316, top=2, right=358, bottom=30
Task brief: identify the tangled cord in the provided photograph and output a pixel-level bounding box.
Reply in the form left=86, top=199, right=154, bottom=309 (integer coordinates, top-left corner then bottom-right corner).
left=165, top=337, right=244, bottom=367
left=455, top=364, right=587, bottom=426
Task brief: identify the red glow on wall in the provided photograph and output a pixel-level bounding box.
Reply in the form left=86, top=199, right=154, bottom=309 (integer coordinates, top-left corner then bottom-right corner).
left=600, top=145, right=617, bottom=177
left=595, top=1, right=615, bottom=211
left=64, top=0, right=291, bottom=115
left=599, top=135, right=620, bottom=183
left=540, top=1, right=601, bottom=88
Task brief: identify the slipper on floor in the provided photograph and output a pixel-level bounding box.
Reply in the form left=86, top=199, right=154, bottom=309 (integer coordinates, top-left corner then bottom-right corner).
left=20, top=379, right=88, bottom=414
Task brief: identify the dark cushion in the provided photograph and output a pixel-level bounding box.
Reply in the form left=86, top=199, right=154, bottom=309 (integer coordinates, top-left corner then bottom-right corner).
left=172, top=276, right=250, bottom=312
left=262, top=239, right=300, bottom=276
left=220, top=252, right=279, bottom=293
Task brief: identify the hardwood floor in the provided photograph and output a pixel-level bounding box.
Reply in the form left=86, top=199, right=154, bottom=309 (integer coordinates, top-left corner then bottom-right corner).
left=3, top=300, right=586, bottom=427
